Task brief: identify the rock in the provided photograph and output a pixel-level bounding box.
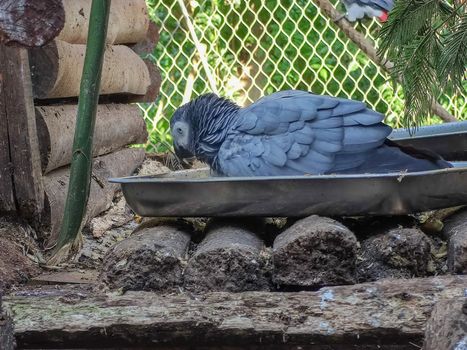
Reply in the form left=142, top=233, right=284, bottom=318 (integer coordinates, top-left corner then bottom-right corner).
left=272, top=215, right=358, bottom=288
left=184, top=220, right=271, bottom=293
left=100, top=223, right=191, bottom=291
left=357, top=227, right=432, bottom=282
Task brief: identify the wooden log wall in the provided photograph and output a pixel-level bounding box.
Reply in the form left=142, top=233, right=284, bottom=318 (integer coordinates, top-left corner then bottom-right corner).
left=0, top=0, right=161, bottom=246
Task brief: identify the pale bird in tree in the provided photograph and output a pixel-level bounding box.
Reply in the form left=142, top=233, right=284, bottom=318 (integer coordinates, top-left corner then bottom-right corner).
left=339, top=0, right=394, bottom=22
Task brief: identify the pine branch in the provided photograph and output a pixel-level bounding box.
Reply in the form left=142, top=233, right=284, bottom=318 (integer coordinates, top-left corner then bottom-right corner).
left=378, top=0, right=466, bottom=128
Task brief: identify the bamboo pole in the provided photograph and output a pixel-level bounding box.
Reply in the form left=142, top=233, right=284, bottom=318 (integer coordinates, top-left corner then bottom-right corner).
left=51, top=0, right=111, bottom=263
left=312, top=0, right=457, bottom=123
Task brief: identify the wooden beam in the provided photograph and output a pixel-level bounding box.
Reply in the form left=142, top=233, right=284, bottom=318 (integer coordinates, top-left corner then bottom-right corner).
left=0, top=0, right=64, bottom=47
left=1, top=46, right=43, bottom=218
left=0, top=296, right=15, bottom=350
left=0, top=47, right=15, bottom=213
left=4, top=275, right=466, bottom=349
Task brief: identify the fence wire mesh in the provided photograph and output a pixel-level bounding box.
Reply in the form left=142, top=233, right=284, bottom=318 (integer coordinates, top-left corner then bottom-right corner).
left=143, top=0, right=466, bottom=153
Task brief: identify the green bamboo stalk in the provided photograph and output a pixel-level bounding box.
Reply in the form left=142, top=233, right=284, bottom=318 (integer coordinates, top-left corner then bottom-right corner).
left=51, top=0, right=111, bottom=260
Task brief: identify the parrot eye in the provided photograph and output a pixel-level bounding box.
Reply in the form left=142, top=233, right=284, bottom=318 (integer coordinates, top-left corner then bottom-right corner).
left=177, top=127, right=183, bottom=135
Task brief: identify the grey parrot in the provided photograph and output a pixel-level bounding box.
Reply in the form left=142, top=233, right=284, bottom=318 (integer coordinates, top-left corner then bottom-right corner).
left=170, top=90, right=451, bottom=177
left=340, top=0, right=393, bottom=22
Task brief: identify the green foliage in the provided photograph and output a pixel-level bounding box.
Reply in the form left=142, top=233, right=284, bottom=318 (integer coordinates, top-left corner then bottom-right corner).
left=144, top=0, right=466, bottom=152
left=378, top=0, right=466, bottom=129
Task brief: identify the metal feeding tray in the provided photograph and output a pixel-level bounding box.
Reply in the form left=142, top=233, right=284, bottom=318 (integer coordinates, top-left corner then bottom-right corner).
left=111, top=165, right=467, bottom=217
left=389, top=121, right=467, bottom=161
left=111, top=122, right=467, bottom=217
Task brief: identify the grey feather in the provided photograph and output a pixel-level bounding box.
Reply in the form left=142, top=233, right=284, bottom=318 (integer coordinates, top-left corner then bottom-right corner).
left=171, top=90, right=450, bottom=177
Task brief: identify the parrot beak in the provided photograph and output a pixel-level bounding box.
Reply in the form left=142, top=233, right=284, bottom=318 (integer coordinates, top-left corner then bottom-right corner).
left=174, top=143, right=195, bottom=160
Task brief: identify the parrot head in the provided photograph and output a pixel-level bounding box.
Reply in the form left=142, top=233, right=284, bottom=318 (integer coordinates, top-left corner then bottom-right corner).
left=170, top=94, right=240, bottom=164
left=170, top=103, right=196, bottom=160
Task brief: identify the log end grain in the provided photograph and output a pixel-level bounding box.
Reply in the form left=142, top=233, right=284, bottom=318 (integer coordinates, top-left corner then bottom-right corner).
left=357, top=228, right=432, bottom=282
left=273, top=215, right=358, bottom=288
left=184, top=221, right=271, bottom=293
left=101, top=224, right=191, bottom=291
left=0, top=0, right=64, bottom=47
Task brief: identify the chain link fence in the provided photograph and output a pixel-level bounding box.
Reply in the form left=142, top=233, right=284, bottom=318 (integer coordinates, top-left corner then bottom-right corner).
left=142, top=0, right=466, bottom=153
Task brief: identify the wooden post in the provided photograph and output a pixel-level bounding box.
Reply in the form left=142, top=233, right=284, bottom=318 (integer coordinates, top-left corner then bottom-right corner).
left=0, top=46, right=43, bottom=218
left=0, top=295, right=15, bottom=350
left=0, top=48, right=15, bottom=213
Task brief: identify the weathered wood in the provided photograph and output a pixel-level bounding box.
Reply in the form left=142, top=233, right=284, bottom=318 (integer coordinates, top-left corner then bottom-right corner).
left=130, top=22, right=160, bottom=56
left=273, top=216, right=358, bottom=288
left=58, top=0, right=150, bottom=45
left=36, top=104, right=148, bottom=174
left=29, top=40, right=155, bottom=100
left=423, top=298, right=467, bottom=350
left=101, top=223, right=191, bottom=291
left=99, top=59, right=162, bottom=104
left=31, top=270, right=98, bottom=285
left=1, top=46, right=44, bottom=218
left=184, top=220, right=271, bottom=293
left=0, top=0, right=64, bottom=47
left=0, top=237, right=40, bottom=291
left=42, top=148, right=145, bottom=246
left=4, top=275, right=467, bottom=349
left=0, top=48, right=15, bottom=212
left=357, top=228, right=432, bottom=282
left=443, top=209, right=467, bottom=274
left=0, top=296, right=15, bottom=350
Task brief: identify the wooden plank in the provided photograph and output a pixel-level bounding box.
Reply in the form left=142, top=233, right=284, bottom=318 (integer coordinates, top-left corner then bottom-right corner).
left=0, top=47, right=15, bottom=212
left=0, top=0, right=64, bottom=47
left=2, top=46, right=43, bottom=218
left=4, top=275, right=466, bottom=349
left=30, top=270, right=98, bottom=285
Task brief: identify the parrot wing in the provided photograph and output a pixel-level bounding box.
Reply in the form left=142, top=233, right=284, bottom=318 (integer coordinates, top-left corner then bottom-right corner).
left=216, top=90, right=392, bottom=176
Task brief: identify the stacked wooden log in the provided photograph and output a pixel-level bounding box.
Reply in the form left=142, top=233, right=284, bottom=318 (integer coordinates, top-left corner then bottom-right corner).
left=100, top=213, right=457, bottom=293
left=0, top=0, right=160, bottom=246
